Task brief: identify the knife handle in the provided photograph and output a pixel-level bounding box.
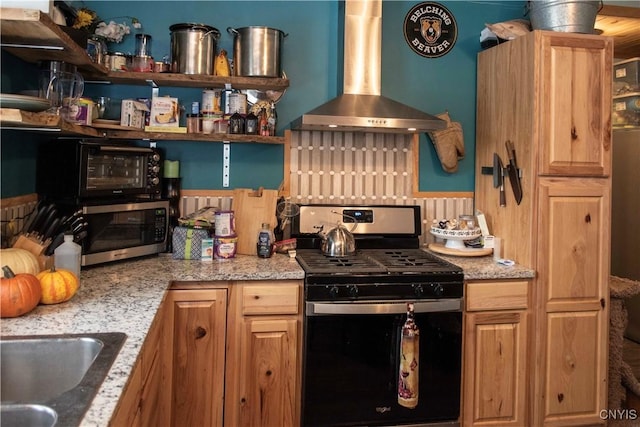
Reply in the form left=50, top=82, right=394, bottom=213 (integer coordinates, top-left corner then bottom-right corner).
left=499, top=185, right=506, bottom=207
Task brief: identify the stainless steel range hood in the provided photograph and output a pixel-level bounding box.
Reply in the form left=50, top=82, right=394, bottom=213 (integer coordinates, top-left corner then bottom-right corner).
left=291, top=0, right=446, bottom=134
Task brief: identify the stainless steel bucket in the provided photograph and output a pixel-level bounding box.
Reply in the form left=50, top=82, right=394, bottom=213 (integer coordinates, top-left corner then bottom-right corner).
left=170, top=23, right=220, bottom=75
left=227, top=26, right=287, bottom=77
left=526, top=0, right=601, bottom=34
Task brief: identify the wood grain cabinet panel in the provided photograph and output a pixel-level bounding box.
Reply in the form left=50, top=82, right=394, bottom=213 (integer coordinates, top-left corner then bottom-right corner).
left=475, top=30, right=612, bottom=427
left=539, top=36, right=612, bottom=177
left=463, top=281, right=529, bottom=427
left=110, top=300, right=166, bottom=427
left=165, top=289, right=228, bottom=427
left=162, top=281, right=302, bottom=427
left=226, top=281, right=302, bottom=427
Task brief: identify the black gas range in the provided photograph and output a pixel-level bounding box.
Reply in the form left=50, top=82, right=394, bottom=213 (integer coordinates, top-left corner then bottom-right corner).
left=292, top=204, right=463, bottom=302
left=294, top=204, right=463, bottom=427
left=297, top=248, right=463, bottom=301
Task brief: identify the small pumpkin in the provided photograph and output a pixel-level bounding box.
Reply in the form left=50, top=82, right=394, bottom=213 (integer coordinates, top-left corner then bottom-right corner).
left=1, top=265, right=42, bottom=318
left=36, top=266, right=79, bottom=305
left=0, top=248, right=40, bottom=275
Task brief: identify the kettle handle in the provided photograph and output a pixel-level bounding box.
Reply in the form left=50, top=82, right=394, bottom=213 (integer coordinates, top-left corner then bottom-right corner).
left=330, top=210, right=358, bottom=232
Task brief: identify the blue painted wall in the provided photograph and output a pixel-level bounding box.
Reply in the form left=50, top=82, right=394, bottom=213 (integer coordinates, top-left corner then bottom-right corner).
left=1, top=1, right=523, bottom=198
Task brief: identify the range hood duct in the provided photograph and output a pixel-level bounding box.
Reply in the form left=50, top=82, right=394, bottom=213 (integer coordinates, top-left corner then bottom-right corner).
left=291, top=0, right=446, bottom=134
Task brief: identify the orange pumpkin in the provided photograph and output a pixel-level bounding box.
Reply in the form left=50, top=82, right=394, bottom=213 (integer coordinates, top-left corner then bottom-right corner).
left=36, top=266, right=79, bottom=305
left=1, top=265, right=42, bottom=318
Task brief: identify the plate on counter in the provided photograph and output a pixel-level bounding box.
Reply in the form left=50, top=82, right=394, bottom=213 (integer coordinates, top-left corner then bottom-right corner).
left=427, top=243, right=493, bottom=257
left=0, top=93, right=51, bottom=112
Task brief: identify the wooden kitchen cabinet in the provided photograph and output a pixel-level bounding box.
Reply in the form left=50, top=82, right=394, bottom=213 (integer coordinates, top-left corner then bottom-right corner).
left=110, top=297, right=167, bottom=427
left=225, top=281, right=303, bottom=427
left=163, top=287, right=228, bottom=427
left=161, top=280, right=302, bottom=427
left=463, top=280, right=530, bottom=427
left=475, top=30, right=612, bottom=426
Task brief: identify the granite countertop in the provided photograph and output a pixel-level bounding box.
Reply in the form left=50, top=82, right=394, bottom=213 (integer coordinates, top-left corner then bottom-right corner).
left=0, top=253, right=305, bottom=427
left=0, top=250, right=533, bottom=426
left=425, top=250, right=536, bottom=281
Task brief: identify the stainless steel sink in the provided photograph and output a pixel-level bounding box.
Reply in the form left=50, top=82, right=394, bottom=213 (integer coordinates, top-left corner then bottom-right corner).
left=0, top=332, right=126, bottom=427
left=1, top=404, right=57, bottom=427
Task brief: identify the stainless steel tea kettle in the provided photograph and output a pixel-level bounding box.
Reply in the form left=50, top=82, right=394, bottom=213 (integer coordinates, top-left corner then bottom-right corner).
left=317, top=211, right=357, bottom=257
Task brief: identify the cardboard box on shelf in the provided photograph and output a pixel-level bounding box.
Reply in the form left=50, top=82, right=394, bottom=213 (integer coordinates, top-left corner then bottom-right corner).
left=149, top=96, right=179, bottom=127
left=120, top=100, right=149, bottom=129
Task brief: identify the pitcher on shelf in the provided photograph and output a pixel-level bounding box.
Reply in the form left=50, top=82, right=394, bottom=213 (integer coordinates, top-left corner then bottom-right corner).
left=38, top=60, right=84, bottom=118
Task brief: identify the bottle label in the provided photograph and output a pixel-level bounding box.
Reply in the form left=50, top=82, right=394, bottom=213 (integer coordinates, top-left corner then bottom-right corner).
left=257, top=231, right=272, bottom=257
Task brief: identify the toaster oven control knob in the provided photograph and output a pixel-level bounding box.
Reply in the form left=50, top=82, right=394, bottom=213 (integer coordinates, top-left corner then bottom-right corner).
left=347, top=285, right=359, bottom=298
left=430, top=283, right=444, bottom=297
left=151, top=153, right=161, bottom=162
left=413, top=284, right=424, bottom=297
left=150, top=165, right=160, bottom=173
left=329, top=285, right=340, bottom=299
left=149, top=176, right=160, bottom=186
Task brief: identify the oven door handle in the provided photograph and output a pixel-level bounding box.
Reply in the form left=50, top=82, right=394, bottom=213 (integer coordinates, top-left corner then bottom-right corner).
left=306, top=299, right=462, bottom=316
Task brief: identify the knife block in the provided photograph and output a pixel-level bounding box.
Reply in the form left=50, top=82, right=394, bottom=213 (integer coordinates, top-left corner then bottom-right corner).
left=12, top=234, right=53, bottom=271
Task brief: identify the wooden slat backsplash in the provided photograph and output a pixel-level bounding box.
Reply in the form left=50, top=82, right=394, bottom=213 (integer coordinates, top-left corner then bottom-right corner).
left=290, top=131, right=414, bottom=203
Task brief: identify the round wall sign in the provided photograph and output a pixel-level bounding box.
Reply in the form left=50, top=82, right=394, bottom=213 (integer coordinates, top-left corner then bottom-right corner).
left=403, top=2, right=458, bottom=58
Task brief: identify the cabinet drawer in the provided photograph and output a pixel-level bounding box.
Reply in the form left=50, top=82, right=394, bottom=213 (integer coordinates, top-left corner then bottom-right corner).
left=242, top=282, right=300, bottom=315
left=466, top=281, right=529, bottom=311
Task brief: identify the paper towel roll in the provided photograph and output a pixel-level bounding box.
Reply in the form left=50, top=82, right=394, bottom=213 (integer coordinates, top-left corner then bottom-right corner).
left=164, top=160, right=180, bottom=178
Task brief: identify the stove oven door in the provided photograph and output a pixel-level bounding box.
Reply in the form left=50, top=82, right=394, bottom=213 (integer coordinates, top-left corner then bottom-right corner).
left=302, top=299, right=462, bottom=427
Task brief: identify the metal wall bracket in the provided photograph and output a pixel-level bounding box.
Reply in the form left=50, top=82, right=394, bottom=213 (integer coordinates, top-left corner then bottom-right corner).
left=223, top=142, right=231, bottom=187
left=146, top=79, right=159, bottom=98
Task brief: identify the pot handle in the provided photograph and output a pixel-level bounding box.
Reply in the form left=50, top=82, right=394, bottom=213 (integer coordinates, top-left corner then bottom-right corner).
left=227, top=27, right=238, bottom=36
left=200, top=29, right=220, bottom=41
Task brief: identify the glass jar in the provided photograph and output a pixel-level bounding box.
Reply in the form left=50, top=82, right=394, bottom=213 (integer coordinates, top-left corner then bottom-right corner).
left=202, top=111, right=217, bottom=134
left=87, top=35, right=107, bottom=65
left=186, top=113, right=201, bottom=133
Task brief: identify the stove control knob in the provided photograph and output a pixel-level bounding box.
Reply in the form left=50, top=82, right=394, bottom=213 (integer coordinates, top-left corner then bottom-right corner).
left=347, top=285, right=359, bottom=298
left=413, top=284, right=424, bottom=297
left=431, top=283, right=444, bottom=297
left=329, top=285, right=340, bottom=299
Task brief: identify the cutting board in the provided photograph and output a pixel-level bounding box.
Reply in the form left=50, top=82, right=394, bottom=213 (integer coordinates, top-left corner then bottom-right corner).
left=233, top=188, right=278, bottom=255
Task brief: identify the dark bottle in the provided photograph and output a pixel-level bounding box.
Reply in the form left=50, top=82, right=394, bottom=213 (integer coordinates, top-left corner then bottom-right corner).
left=245, top=111, right=259, bottom=135
left=256, top=222, right=273, bottom=258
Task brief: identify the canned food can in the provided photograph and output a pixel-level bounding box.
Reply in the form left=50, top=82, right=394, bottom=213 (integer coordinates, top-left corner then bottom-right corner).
left=227, top=93, right=247, bottom=115
left=202, top=89, right=223, bottom=114
left=214, top=235, right=237, bottom=259
left=214, top=210, right=235, bottom=236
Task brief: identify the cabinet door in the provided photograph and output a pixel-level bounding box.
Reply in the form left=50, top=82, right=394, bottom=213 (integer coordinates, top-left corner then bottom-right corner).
left=538, top=33, right=613, bottom=177
left=464, top=312, right=527, bottom=427
left=166, top=289, right=228, bottom=427
left=463, top=281, right=529, bottom=427
left=536, top=178, right=609, bottom=426
left=235, top=317, right=299, bottom=427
